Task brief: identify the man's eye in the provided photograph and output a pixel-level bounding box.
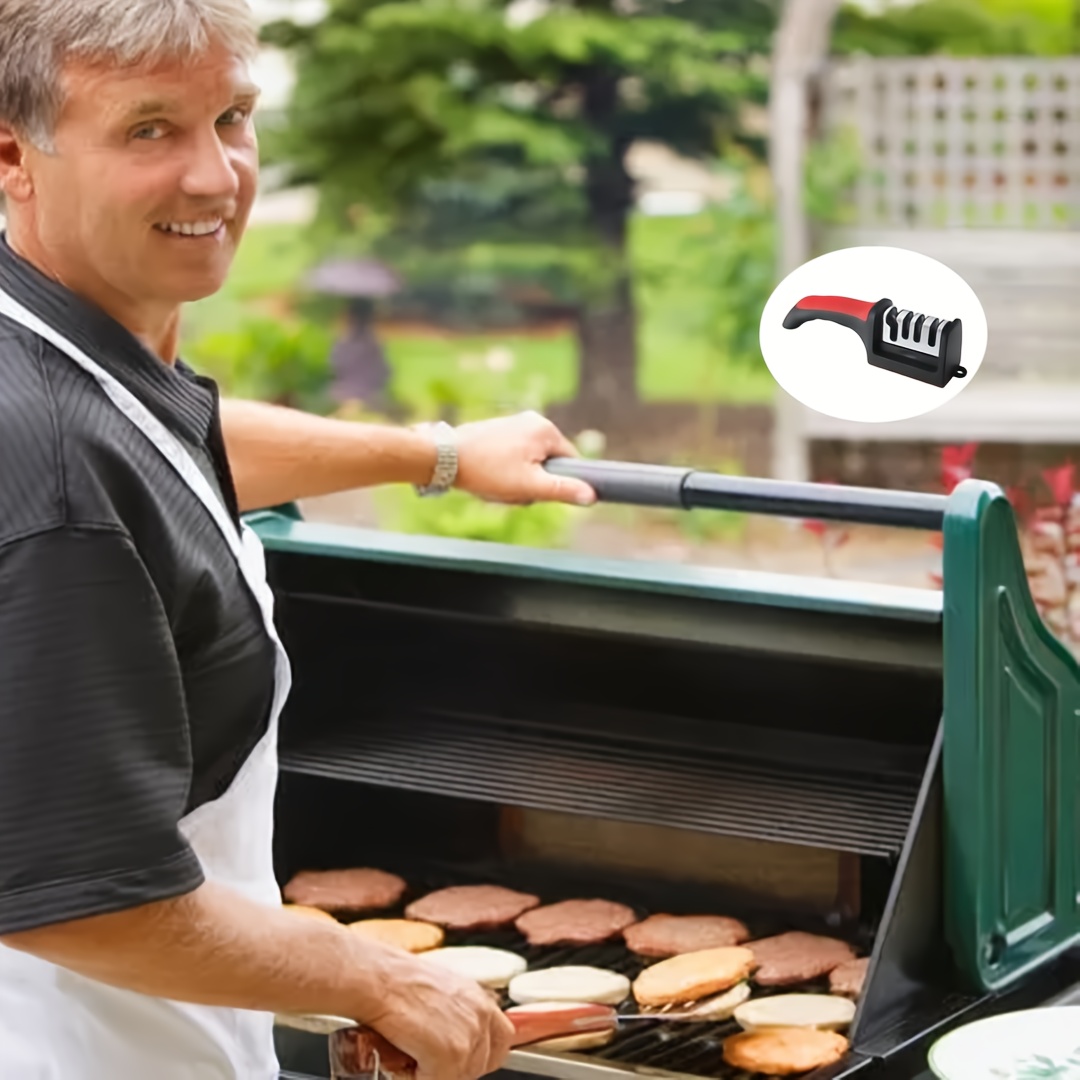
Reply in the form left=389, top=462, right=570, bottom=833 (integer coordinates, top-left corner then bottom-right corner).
left=218, top=107, right=251, bottom=126
left=132, top=123, right=167, bottom=141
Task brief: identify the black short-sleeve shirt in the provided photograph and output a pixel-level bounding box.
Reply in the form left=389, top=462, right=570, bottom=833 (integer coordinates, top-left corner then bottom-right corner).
left=0, top=237, right=277, bottom=935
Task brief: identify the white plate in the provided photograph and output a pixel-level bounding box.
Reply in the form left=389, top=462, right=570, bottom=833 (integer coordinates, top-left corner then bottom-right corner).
left=929, top=1008, right=1080, bottom=1080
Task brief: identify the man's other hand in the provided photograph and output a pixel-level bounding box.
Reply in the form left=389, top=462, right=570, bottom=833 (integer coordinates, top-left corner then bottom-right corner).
left=453, top=412, right=597, bottom=507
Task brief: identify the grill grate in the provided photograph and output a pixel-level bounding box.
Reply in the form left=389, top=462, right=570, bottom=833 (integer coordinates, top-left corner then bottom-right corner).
left=446, top=930, right=843, bottom=1080
left=308, top=865, right=871, bottom=1080
left=280, top=710, right=919, bottom=858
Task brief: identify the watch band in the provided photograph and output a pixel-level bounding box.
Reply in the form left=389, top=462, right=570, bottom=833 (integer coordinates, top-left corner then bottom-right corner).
left=414, top=421, right=459, bottom=497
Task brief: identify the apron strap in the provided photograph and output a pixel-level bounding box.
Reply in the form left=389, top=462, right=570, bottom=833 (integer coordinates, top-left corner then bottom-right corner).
left=0, top=284, right=292, bottom=708
left=0, top=287, right=247, bottom=566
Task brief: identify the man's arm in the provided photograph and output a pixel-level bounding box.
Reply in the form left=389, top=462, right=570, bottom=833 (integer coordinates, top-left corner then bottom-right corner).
left=218, top=400, right=596, bottom=513
left=3, top=881, right=513, bottom=1080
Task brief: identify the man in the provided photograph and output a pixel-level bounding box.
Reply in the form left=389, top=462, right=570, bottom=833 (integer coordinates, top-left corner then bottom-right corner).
left=0, top=1, right=596, bottom=1078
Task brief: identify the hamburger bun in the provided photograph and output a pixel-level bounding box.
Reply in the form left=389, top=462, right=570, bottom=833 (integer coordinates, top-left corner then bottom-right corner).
left=421, top=946, right=527, bottom=989
left=347, top=919, right=445, bottom=953
left=508, top=967, right=631, bottom=1006
left=659, top=981, right=751, bottom=1022
left=632, top=947, right=755, bottom=1008
left=723, top=1028, right=849, bottom=1075
left=531, top=1030, right=616, bottom=1053
left=734, top=993, right=856, bottom=1032
left=283, top=904, right=339, bottom=924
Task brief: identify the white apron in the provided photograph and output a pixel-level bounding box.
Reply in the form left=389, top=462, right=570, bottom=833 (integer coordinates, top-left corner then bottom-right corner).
left=0, top=285, right=293, bottom=1079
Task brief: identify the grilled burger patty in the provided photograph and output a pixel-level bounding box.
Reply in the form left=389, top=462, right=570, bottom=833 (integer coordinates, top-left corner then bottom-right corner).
left=624, top=914, right=750, bottom=958
left=282, top=868, right=407, bottom=914
left=746, top=932, right=857, bottom=987
left=405, top=885, right=541, bottom=930
left=829, top=957, right=870, bottom=999
left=515, top=899, right=638, bottom=946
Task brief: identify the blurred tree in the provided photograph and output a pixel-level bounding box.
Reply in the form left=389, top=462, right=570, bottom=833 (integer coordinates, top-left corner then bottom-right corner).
left=834, top=0, right=1079, bottom=57
left=262, top=0, right=768, bottom=426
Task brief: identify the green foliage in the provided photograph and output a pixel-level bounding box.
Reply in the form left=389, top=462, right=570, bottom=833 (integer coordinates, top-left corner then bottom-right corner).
left=183, top=222, right=323, bottom=342
left=695, top=184, right=777, bottom=377
left=804, top=126, right=864, bottom=227
left=382, top=333, right=574, bottom=420
left=262, top=0, right=766, bottom=349
left=185, top=316, right=334, bottom=412
left=372, top=485, right=576, bottom=547
left=264, top=0, right=761, bottom=208
left=666, top=452, right=749, bottom=544
left=834, top=0, right=1079, bottom=57
left=368, top=332, right=579, bottom=547
left=633, top=162, right=775, bottom=402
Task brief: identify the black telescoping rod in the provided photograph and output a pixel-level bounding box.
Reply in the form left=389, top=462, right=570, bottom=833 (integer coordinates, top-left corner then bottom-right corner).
left=544, top=458, right=947, bottom=531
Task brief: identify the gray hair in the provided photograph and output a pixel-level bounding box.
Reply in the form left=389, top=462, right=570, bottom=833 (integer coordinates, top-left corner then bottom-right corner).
left=0, top=0, right=260, bottom=151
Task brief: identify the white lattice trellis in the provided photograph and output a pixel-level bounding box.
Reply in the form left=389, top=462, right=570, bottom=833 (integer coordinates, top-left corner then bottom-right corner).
left=822, top=57, right=1080, bottom=229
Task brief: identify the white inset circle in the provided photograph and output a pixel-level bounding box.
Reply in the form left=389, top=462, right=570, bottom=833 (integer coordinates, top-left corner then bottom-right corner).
left=759, top=246, right=987, bottom=423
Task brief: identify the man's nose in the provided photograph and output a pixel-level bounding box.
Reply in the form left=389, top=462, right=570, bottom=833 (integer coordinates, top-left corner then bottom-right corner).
left=179, top=128, right=242, bottom=202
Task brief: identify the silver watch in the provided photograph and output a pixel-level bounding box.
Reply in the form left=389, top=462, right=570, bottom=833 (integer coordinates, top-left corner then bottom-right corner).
left=414, top=421, right=459, bottom=497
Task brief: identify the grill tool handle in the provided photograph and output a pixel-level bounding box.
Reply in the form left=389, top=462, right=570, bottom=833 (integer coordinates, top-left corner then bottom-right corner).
left=328, top=1006, right=618, bottom=1079
left=545, top=458, right=947, bottom=531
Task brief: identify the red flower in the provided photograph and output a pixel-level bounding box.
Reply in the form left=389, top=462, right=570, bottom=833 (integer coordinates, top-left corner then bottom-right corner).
left=1043, top=463, right=1075, bottom=507
left=1006, top=485, right=1031, bottom=523
left=940, top=443, right=979, bottom=494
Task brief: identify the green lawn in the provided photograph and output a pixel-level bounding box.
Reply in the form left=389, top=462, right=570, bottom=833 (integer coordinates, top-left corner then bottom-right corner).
left=183, top=214, right=775, bottom=409
left=632, top=213, right=775, bottom=404
left=381, top=332, right=576, bottom=419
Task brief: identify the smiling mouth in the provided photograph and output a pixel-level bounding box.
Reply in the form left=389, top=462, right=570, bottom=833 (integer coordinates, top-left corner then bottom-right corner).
left=154, top=218, right=226, bottom=239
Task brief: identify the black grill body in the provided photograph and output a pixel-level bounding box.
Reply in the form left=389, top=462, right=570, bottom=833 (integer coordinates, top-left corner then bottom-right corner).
left=249, top=467, right=1080, bottom=1080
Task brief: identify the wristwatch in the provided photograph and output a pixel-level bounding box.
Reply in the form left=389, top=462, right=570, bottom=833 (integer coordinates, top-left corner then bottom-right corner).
left=414, top=421, right=459, bottom=497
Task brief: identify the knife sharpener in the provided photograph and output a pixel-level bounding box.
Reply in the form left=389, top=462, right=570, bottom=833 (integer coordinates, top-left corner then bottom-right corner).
left=783, top=295, right=966, bottom=389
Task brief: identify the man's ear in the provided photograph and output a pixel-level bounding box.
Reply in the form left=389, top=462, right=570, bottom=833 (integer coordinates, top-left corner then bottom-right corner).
left=0, top=123, right=33, bottom=203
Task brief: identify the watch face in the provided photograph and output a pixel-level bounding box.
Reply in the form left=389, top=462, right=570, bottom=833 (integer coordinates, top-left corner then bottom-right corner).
left=928, top=1008, right=1080, bottom=1080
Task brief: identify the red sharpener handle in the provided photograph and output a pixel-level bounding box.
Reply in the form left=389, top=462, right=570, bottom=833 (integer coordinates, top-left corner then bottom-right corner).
left=783, top=295, right=886, bottom=336
left=329, top=1005, right=618, bottom=1079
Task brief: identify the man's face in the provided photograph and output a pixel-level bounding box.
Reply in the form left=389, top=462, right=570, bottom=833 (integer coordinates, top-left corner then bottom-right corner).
left=22, top=42, right=259, bottom=308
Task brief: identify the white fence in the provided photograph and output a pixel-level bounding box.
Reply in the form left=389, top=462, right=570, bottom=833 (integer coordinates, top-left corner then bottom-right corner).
left=821, top=57, right=1080, bottom=230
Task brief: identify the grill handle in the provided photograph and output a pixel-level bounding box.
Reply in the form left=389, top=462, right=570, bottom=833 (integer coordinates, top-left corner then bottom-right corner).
left=544, top=457, right=947, bottom=531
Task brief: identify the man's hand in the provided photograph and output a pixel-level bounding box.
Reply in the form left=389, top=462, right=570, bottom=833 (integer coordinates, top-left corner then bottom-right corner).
left=2, top=883, right=513, bottom=1080
left=364, top=952, right=514, bottom=1080
left=453, top=412, right=597, bottom=507
left=218, top=400, right=598, bottom=513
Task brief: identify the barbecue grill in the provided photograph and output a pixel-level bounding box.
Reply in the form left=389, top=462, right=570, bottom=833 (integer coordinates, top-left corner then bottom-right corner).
left=247, top=461, right=1080, bottom=1080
